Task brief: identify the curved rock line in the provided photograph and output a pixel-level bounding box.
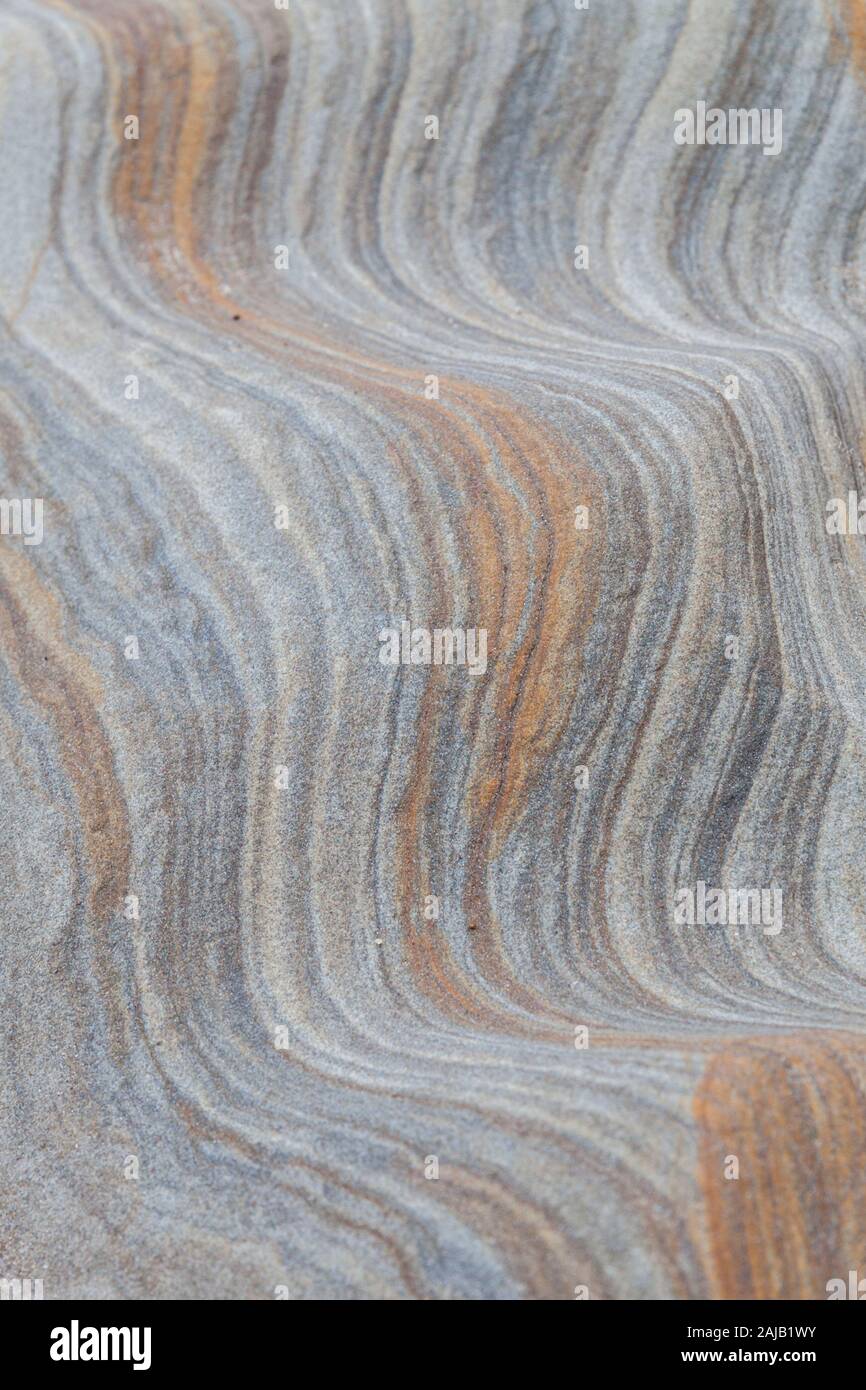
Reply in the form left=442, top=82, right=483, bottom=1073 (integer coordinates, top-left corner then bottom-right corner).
left=1, top=0, right=865, bottom=1299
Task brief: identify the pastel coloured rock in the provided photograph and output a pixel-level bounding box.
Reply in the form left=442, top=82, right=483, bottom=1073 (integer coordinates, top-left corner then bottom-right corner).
left=1, top=0, right=865, bottom=1300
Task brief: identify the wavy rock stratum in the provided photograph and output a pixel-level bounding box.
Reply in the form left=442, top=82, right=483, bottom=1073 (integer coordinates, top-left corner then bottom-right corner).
left=2, top=0, right=866, bottom=1301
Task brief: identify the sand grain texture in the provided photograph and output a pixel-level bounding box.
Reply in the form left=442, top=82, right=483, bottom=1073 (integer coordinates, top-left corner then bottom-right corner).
left=1, top=0, right=866, bottom=1300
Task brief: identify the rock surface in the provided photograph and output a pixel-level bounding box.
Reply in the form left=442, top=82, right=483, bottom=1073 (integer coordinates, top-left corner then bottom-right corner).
left=1, top=0, right=866, bottom=1299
